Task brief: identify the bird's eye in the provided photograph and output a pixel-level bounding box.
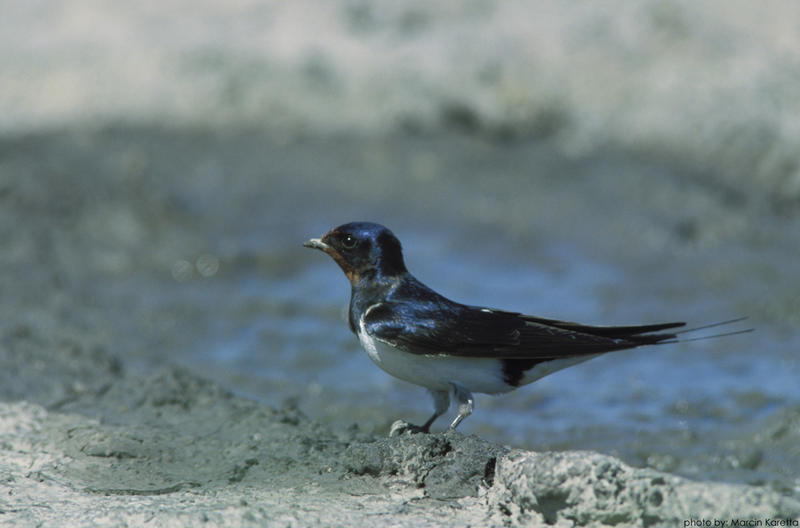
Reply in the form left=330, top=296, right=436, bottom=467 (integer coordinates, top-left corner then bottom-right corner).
left=341, top=234, right=358, bottom=249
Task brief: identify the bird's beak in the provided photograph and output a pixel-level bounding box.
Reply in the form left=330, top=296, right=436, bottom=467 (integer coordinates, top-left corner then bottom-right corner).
left=303, top=238, right=330, bottom=251
left=303, top=233, right=358, bottom=284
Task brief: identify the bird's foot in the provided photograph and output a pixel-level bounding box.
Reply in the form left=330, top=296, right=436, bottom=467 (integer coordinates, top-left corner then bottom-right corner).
left=389, top=420, right=429, bottom=437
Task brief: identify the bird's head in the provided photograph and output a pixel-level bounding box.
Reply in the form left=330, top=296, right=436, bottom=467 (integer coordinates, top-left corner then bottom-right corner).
left=304, top=222, right=407, bottom=285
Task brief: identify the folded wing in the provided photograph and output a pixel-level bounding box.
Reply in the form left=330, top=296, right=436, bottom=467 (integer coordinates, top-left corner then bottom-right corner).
left=363, top=302, right=684, bottom=359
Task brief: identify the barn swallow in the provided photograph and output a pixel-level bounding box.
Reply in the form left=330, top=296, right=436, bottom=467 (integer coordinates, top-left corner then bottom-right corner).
left=304, top=222, right=749, bottom=433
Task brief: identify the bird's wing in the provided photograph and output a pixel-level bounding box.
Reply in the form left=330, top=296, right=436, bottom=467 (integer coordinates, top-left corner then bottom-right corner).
left=516, top=315, right=685, bottom=338
left=362, top=302, right=683, bottom=359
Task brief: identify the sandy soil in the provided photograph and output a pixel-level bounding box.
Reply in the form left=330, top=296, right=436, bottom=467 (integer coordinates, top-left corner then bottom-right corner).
left=1, top=342, right=796, bottom=526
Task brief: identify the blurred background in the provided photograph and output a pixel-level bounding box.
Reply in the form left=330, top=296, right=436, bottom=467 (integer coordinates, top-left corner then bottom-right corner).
left=2, top=0, right=799, bottom=496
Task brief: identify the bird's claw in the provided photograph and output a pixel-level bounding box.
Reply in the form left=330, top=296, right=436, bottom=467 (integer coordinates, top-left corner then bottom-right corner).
left=389, top=420, right=429, bottom=436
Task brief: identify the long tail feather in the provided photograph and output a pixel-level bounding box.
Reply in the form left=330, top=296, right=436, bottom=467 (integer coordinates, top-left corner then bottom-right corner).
left=673, top=316, right=749, bottom=335
left=659, top=327, right=754, bottom=344
left=579, top=317, right=752, bottom=346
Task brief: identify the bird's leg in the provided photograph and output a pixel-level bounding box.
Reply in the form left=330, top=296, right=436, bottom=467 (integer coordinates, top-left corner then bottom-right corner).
left=420, top=389, right=450, bottom=432
left=389, top=389, right=449, bottom=436
left=448, top=382, right=474, bottom=430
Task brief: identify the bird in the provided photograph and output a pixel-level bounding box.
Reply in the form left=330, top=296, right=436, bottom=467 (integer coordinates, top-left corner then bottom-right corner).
left=303, top=221, right=749, bottom=433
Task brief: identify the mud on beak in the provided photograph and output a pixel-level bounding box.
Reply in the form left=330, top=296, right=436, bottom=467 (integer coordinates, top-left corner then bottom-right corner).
left=303, top=238, right=330, bottom=251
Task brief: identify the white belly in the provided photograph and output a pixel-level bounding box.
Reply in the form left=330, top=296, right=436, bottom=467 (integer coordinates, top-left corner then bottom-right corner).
left=358, top=331, right=512, bottom=394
